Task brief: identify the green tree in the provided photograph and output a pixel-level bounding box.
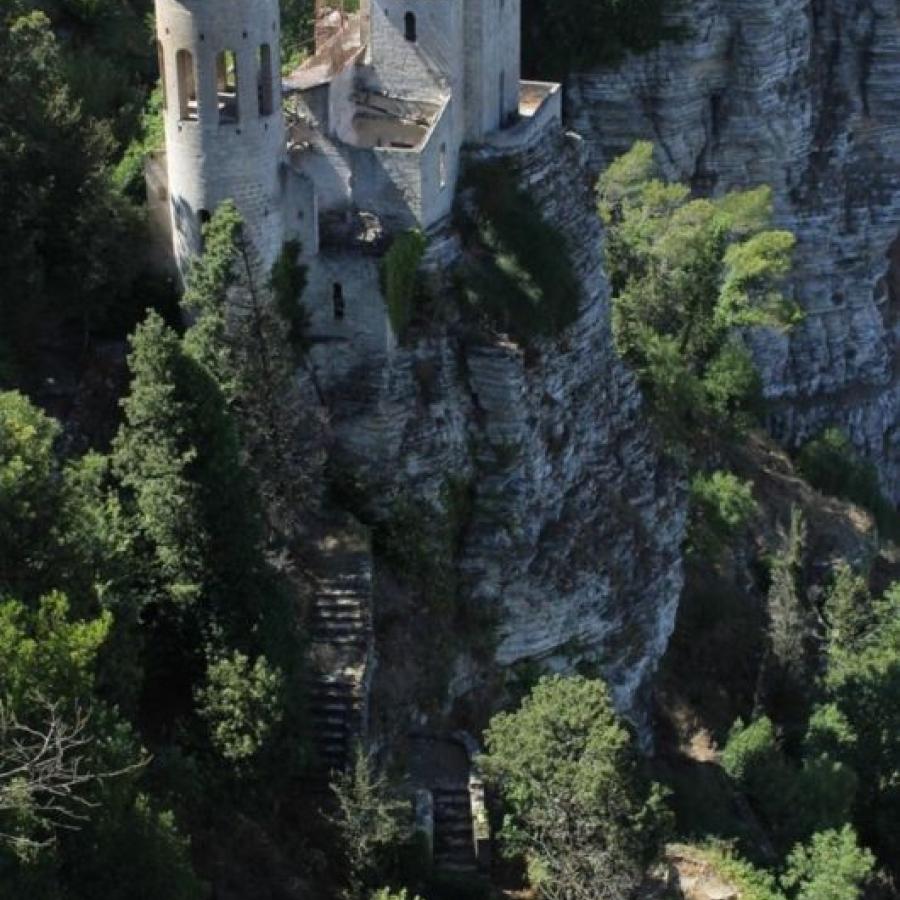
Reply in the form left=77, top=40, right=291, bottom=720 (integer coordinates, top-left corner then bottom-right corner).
left=597, top=142, right=799, bottom=435
left=757, top=508, right=812, bottom=720
left=0, top=10, right=141, bottom=378
left=822, top=580, right=900, bottom=867
left=182, top=202, right=321, bottom=525
left=721, top=716, right=857, bottom=850
left=781, top=827, right=874, bottom=900
left=0, top=392, right=61, bottom=597
left=480, top=675, right=671, bottom=900
left=195, top=648, right=284, bottom=764
left=688, top=470, right=757, bottom=558
left=329, top=747, right=412, bottom=900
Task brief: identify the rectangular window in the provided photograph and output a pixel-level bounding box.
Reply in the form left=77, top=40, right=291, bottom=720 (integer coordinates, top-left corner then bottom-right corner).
left=176, top=49, right=198, bottom=121
left=257, top=44, right=274, bottom=116
left=217, top=49, right=239, bottom=123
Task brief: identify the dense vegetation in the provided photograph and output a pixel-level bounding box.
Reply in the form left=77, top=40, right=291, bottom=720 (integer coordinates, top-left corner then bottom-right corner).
left=2, top=0, right=899, bottom=896
left=598, top=141, right=801, bottom=440
left=597, top=141, right=900, bottom=898
left=0, top=205, right=314, bottom=897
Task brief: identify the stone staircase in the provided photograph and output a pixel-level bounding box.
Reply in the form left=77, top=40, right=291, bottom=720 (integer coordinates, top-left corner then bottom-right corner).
left=308, top=678, right=364, bottom=774
left=303, top=515, right=374, bottom=780
left=432, top=784, right=478, bottom=874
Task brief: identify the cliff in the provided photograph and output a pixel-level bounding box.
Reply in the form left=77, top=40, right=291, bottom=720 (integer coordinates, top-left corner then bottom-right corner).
left=321, top=126, right=686, bottom=736
left=568, top=0, right=900, bottom=500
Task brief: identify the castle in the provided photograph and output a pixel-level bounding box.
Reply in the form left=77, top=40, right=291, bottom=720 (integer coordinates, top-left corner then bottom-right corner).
left=150, top=0, right=561, bottom=375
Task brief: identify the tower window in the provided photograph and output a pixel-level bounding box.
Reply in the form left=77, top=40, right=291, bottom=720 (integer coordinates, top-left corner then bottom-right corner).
left=176, top=49, right=198, bottom=121
left=439, top=143, right=447, bottom=189
left=257, top=44, right=274, bottom=116
left=404, top=12, right=416, bottom=42
left=156, top=41, right=167, bottom=110
left=216, top=49, right=239, bottom=123
left=333, top=283, right=345, bottom=320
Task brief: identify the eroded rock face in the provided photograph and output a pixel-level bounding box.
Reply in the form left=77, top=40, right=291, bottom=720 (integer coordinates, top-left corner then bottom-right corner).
left=568, top=0, right=900, bottom=499
left=326, top=127, right=685, bottom=732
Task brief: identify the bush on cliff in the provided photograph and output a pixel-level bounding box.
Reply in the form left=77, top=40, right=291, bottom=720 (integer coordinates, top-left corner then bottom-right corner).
left=796, top=427, right=900, bottom=539
left=597, top=141, right=800, bottom=438
left=458, top=162, right=579, bottom=342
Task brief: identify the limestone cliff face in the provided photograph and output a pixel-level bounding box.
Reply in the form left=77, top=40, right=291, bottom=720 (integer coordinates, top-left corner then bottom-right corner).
left=568, top=0, right=900, bottom=499
left=322, top=127, right=685, bottom=732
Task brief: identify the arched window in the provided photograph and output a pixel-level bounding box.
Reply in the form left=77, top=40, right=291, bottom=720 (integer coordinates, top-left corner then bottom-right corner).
left=156, top=41, right=167, bottom=110
left=216, top=49, right=239, bottom=123
left=176, top=49, right=198, bottom=121
left=404, top=12, right=416, bottom=42
left=333, top=283, right=345, bottom=320
left=257, top=44, right=274, bottom=116
left=439, top=143, right=447, bottom=189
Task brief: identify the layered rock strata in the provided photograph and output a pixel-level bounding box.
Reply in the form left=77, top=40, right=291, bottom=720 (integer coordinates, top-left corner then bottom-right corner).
left=567, top=0, right=900, bottom=498
left=319, top=125, right=686, bottom=732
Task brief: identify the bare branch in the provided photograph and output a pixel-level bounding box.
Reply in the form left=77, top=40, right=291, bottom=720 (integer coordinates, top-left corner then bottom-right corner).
left=0, top=697, right=148, bottom=854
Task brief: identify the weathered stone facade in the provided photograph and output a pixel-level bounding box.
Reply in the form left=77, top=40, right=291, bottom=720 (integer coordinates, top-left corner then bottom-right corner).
left=155, top=0, right=287, bottom=280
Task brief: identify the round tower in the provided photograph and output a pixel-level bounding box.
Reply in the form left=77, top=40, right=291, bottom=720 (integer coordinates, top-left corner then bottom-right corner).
left=155, top=0, right=286, bottom=283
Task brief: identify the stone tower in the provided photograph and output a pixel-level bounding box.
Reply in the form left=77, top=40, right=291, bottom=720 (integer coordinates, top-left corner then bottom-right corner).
left=155, top=0, right=286, bottom=283
left=463, top=0, right=521, bottom=140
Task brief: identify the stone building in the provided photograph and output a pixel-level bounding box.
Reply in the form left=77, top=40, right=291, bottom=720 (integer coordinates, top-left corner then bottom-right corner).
left=151, top=0, right=561, bottom=379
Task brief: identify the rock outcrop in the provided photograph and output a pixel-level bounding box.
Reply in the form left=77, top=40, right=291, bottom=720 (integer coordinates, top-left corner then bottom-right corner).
left=568, top=0, right=900, bottom=499
left=318, top=125, right=686, bottom=735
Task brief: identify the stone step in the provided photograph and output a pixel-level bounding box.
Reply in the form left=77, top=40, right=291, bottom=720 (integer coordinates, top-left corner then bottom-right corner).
left=311, top=618, right=368, bottom=633
left=315, top=584, right=368, bottom=598
left=311, top=620, right=368, bottom=634
left=433, top=859, right=478, bottom=874
left=312, top=604, right=366, bottom=617
left=311, top=632, right=369, bottom=645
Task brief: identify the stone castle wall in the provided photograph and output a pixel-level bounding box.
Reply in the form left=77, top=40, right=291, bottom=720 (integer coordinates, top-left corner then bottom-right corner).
left=463, top=0, right=521, bottom=140
left=156, top=0, right=287, bottom=280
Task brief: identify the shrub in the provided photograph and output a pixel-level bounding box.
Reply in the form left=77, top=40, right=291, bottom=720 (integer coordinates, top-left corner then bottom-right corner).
left=194, top=649, right=284, bottom=764
left=721, top=717, right=780, bottom=787
left=781, top=826, right=874, bottom=900
left=598, top=142, right=800, bottom=434
left=383, top=231, right=427, bottom=338
left=688, top=470, right=757, bottom=558
left=796, top=428, right=900, bottom=539
left=459, top=162, right=579, bottom=342
left=690, top=844, right=785, bottom=900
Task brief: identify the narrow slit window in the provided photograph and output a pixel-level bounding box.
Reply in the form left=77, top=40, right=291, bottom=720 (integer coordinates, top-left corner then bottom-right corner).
left=333, top=283, right=345, bottom=320
left=176, top=49, right=198, bottom=121
left=404, top=12, right=416, bottom=42
left=439, top=143, right=447, bottom=189
left=217, top=49, right=239, bottom=123
left=156, top=41, right=167, bottom=110
left=257, top=44, right=274, bottom=116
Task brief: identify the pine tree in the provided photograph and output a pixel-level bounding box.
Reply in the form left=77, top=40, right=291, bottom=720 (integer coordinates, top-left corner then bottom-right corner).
left=756, top=507, right=812, bottom=723
left=182, top=202, right=323, bottom=532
